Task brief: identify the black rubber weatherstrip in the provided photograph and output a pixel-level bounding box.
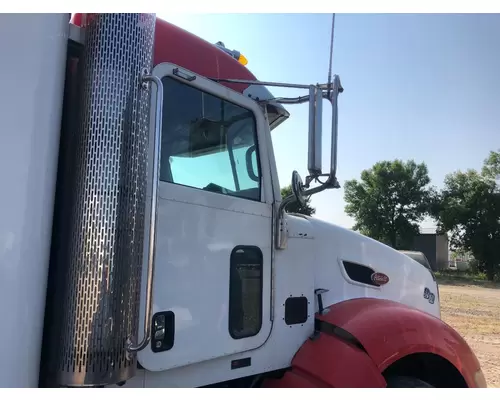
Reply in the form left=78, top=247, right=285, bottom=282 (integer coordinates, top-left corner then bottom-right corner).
left=313, top=318, right=367, bottom=354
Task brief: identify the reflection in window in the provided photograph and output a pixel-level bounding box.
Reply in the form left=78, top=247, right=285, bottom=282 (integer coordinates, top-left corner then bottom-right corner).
left=159, top=77, right=261, bottom=202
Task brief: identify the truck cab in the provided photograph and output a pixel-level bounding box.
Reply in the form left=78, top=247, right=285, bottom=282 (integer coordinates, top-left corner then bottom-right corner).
left=0, top=13, right=485, bottom=389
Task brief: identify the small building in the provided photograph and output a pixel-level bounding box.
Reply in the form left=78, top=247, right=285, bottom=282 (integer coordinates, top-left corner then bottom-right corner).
left=410, top=233, right=449, bottom=272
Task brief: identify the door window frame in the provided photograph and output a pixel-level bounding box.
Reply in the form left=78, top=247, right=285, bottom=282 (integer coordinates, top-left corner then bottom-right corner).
left=146, top=63, right=274, bottom=206
left=159, top=75, right=262, bottom=202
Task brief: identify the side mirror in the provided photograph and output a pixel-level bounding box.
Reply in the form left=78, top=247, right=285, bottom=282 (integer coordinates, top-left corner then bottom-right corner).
left=308, top=86, right=323, bottom=176
left=305, top=76, right=343, bottom=192
left=291, top=170, right=306, bottom=207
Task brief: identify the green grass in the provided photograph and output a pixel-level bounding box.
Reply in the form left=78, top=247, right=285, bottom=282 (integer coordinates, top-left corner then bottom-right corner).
left=435, top=269, right=500, bottom=289
left=435, top=269, right=487, bottom=281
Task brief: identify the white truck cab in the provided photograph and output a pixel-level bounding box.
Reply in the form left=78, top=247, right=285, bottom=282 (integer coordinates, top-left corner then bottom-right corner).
left=0, top=13, right=483, bottom=389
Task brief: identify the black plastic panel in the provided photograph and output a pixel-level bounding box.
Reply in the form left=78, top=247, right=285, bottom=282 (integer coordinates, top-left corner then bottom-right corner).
left=231, top=357, right=252, bottom=370
left=284, top=296, right=308, bottom=325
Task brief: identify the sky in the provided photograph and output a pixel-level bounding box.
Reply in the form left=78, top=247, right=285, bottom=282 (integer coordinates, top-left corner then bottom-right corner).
left=157, top=13, right=500, bottom=230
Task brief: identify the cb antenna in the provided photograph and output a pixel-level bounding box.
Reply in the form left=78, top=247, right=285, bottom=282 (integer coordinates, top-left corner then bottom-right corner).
left=327, top=13, right=336, bottom=98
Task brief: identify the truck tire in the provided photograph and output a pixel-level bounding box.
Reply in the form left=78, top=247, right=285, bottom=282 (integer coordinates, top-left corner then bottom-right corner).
left=386, top=376, right=434, bottom=388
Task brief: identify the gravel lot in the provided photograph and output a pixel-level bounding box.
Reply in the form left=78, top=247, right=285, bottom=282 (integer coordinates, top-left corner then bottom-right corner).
left=438, top=279, right=500, bottom=388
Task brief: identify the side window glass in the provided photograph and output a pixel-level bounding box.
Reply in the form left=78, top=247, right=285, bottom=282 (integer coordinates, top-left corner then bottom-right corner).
left=228, top=246, right=263, bottom=339
left=159, top=76, right=261, bottom=202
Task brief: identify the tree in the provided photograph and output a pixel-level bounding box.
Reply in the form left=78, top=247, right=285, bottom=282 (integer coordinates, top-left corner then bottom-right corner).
left=432, top=152, right=500, bottom=281
left=481, top=149, right=500, bottom=181
left=344, top=160, right=435, bottom=248
left=280, top=185, right=316, bottom=216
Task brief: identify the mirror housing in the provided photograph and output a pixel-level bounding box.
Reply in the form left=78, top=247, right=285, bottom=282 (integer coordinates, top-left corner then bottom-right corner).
left=276, top=75, right=343, bottom=217
left=308, top=86, right=323, bottom=176
left=304, top=75, right=343, bottom=193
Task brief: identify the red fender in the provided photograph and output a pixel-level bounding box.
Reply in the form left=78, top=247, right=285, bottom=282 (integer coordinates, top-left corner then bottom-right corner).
left=263, top=329, right=387, bottom=388
left=263, top=298, right=484, bottom=388
left=316, top=298, right=483, bottom=387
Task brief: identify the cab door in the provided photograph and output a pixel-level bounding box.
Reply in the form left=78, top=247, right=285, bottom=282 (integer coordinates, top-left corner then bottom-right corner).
left=137, top=63, right=274, bottom=372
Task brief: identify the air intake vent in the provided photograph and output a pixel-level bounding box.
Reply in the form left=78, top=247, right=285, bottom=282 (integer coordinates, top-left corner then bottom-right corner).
left=342, top=261, right=380, bottom=287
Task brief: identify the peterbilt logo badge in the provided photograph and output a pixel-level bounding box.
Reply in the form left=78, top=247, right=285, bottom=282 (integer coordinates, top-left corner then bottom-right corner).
left=371, top=272, right=390, bottom=286
left=423, top=288, right=435, bottom=304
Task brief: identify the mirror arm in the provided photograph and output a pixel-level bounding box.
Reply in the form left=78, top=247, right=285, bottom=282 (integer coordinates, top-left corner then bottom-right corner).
left=278, top=194, right=297, bottom=214
left=270, top=95, right=311, bottom=105
left=275, top=193, right=297, bottom=249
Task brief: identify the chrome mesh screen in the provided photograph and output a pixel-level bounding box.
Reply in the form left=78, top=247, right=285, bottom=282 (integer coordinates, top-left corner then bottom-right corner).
left=46, top=13, right=156, bottom=387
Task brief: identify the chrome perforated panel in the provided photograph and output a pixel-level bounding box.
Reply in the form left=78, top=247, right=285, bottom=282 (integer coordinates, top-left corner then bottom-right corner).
left=48, top=13, right=156, bottom=387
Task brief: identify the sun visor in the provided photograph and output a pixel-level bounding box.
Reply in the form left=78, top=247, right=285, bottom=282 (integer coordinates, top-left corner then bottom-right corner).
left=243, top=84, right=290, bottom=131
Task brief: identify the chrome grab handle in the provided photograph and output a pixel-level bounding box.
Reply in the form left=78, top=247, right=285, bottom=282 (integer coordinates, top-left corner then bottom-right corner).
left=126, top=70, right=164, bottom=354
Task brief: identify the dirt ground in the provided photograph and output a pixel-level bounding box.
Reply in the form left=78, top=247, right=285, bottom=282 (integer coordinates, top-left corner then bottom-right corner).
left=438, top=279, right=500, bottom=388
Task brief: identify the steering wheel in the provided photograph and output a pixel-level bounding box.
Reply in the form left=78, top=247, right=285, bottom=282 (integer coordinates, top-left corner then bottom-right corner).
left=204, top=182, right=229, bottom=195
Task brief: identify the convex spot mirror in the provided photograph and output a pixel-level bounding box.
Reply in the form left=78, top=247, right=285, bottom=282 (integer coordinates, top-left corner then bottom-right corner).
left=291, top=170, right=306, bottom=207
